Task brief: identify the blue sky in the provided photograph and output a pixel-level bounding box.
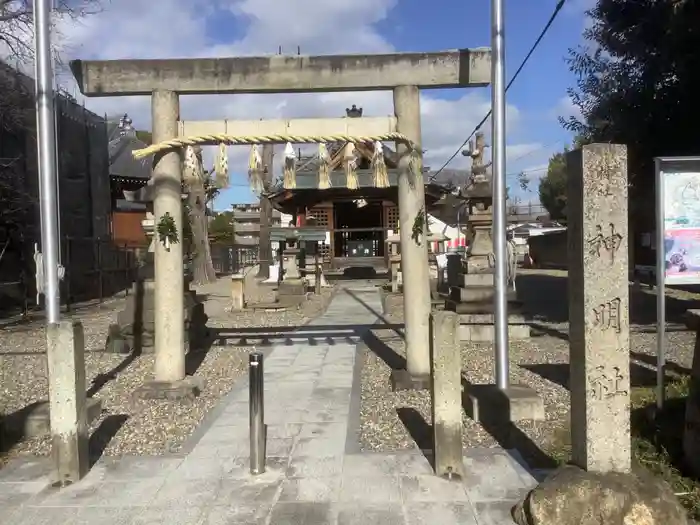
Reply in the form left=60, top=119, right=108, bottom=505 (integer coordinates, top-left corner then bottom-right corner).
left=211, top=0, right=589, bottom=209
left=60, top=0, right=593, bottom=211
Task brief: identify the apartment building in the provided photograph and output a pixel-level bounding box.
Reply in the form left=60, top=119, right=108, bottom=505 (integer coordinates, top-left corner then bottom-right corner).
left=232, top=202, right=282, bottom=248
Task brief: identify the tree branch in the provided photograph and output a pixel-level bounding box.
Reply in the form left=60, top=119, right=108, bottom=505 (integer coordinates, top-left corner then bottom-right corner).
left=0, top=0, right=103, bottom=64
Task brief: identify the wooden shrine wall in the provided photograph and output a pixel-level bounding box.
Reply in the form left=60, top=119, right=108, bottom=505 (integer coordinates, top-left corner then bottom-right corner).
left=308, top=204, right=333, bottom=263
left=383, top=202, right=399, bottom=231
left=308, top=200, right=398, bottom=267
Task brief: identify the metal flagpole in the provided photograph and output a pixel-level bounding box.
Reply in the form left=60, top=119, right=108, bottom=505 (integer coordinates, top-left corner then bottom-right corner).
left=33, top=0, right=61, bottom=323
left=491, top=0, right=510, bottom=389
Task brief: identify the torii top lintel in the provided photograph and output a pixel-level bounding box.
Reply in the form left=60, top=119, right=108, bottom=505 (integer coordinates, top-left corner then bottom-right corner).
left=69, top=48, right=491, bottom=97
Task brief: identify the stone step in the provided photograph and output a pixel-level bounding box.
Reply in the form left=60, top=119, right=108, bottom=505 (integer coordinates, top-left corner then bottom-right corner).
left=461, top=272, right=494, bottom=287
left=448, top=285, right=517, bottom=304
left=445, top=297, right=522, bottom=314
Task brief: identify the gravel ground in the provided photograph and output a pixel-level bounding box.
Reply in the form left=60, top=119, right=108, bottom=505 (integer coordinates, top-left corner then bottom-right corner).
left=360, top=268, right=698, bottom=462
left=199, top=268, right=335, bottom=329
left=0, top=268, right=333, bottom=462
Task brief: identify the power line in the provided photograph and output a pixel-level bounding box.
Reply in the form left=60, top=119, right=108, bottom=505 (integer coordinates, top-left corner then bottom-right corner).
left=429, top=0, right=568, bottom=181
left=507, top=139, right=564, bottom=165
left=440, top=139, right=560, bottom=179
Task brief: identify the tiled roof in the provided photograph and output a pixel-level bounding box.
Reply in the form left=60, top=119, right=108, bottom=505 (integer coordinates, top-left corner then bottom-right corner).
left=424, top=168, right=469, bottom=188
left=109, top=133, right=151, bottom=180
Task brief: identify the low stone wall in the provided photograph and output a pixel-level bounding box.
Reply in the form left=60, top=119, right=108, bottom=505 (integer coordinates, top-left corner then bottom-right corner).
left=528, top=231, right=567, bottom=269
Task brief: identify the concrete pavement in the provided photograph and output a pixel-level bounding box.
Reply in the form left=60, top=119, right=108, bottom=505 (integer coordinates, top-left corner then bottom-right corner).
left=0, top=288, right=539, bottom=524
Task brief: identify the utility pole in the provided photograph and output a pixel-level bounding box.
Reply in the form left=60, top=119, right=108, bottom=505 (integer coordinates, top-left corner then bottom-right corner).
left=491, top=0, right=510, bottom=389
left=256, top=144, right=274, bottom=279
left=34, top=0, right=61, bottom=323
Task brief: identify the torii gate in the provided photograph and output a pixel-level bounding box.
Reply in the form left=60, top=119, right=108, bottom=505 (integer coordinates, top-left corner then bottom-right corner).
left=69, top=49, right=491, bottom=397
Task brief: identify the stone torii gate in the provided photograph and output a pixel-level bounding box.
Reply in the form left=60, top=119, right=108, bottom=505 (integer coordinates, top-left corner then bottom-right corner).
left=70, top=49, right=491, bottom=396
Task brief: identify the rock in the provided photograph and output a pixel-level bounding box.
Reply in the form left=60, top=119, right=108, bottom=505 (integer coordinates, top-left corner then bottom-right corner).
left=512, top=465, right=690, bottom=525
left=104, top=324, right=131, bottom=354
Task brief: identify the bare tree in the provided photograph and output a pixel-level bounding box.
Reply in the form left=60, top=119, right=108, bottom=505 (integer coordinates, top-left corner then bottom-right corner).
left=0, top=0, right=101, bottom=220
left=0, top=0, right=101, bottom=65
left=183, top=146, right=217, bottom=285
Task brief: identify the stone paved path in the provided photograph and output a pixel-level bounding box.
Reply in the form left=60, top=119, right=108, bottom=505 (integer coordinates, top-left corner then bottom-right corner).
left=0, top=288, right=538, bottom=524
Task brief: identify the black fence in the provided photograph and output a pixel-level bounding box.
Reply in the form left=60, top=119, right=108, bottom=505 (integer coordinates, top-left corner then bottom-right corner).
left=210, top=244, right=259, bottom=275
left=0, top=229, right=145, bottom=318
left=1, top=239, right=263, bottom=318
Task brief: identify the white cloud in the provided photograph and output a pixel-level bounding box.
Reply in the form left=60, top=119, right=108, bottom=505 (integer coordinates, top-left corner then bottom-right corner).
left=563, top=0, right=596, bottom=17
left=550, top=95, right=580, bottom=123
left=3, top=0, right=559, bottom=206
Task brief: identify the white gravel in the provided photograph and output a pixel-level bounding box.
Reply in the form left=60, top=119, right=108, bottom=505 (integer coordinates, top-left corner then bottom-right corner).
left=360, top=269, right=698, bottom=464
left=0, top=269, right=333, bottom=462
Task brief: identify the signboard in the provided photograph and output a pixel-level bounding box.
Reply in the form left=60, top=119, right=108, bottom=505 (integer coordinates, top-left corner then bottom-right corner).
left=661, top=169, right=700, bottom=284
left=655, top=156, right=700, bottom=410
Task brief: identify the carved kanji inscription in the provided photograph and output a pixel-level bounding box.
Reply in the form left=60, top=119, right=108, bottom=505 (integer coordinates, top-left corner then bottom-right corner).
left=592, top=297, right=623, bottom=333
left=586, top=223, right=623, bottom=262
left=589, top=365, right=627, bottom=400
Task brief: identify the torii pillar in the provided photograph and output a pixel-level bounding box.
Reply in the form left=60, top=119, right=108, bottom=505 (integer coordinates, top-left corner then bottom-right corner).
left=134, top=89, right=198, bottom=400
left=391, top=85, right=432, bottom=390
left=69, top=48, right=492, bottom=397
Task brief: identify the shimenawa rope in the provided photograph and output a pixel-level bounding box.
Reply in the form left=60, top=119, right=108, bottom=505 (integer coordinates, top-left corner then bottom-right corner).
left=131, top=132, right=416, bottom=159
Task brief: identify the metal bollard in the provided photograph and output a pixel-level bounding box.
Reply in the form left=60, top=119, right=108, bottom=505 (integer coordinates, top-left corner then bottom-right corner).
left=249, top=352, right=266, bottom=475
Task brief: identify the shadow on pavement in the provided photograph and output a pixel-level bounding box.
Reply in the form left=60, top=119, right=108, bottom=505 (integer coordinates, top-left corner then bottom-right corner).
left=461, top=377, right=559, bottom=471
left=396, top=407, right=436, bottom=469
left=89, top=414, right=129, bottom=466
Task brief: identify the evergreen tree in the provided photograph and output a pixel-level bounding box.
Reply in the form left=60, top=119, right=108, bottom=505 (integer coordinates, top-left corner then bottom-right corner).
left=563, top=0, right=700, bottom=233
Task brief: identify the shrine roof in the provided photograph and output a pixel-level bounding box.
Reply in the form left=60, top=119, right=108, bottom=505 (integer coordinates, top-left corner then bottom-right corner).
left=108, top=124, right=151, bottom=180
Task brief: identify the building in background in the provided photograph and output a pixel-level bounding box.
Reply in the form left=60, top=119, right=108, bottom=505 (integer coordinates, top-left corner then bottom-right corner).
left=108, top=114, right=152, bottom=246
left=266, top=105, right=463, bottom=271
left=232, top=202, right=282, bottom=250
left=0, top=61, right=117, bottom=310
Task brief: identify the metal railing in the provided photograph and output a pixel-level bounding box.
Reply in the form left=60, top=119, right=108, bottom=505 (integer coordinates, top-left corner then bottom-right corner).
left=0, top=231, right=145, bottom=318
left=210, top=244, right=259, bottom=275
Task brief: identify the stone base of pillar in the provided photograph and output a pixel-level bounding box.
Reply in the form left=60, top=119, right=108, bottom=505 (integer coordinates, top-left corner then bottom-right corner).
left=447, top=285, right=518, bottom=308
left=390, top=369, right=431, bottom=392
left=443, top=280, right=531, bottom=341
left=457, top=313, right=531, bottom=342
left=464, top=383, right=544, bottom=423
left=132, top=377, right=202, bottom=402
left=446, top=300, right=524, bottom=315
left=462, top=273, right=494, bottom=287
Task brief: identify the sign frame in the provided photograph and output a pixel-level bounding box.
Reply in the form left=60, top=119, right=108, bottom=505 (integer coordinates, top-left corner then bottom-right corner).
left=654, top=155, right=700, bottom=409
